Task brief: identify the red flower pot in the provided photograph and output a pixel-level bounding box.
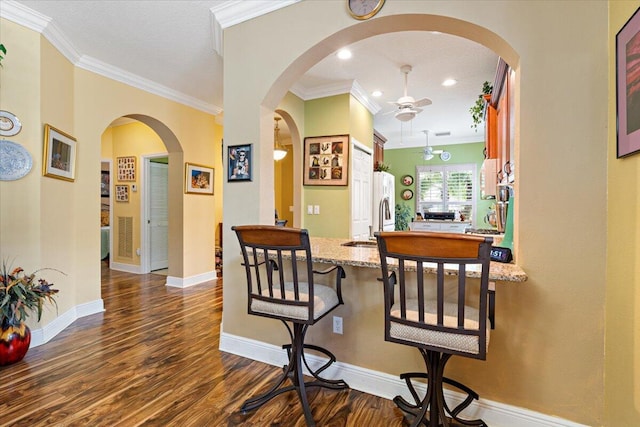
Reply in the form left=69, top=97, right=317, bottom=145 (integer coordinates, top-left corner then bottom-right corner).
left=0, top=322, right=31, bottom=366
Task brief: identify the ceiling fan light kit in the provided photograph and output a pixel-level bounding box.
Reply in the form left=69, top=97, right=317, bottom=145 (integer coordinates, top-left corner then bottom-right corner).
left=389, top=65, right=432, bottom=123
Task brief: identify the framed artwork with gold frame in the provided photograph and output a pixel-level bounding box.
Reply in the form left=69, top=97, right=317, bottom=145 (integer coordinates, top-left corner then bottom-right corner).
left=43, top=124, right=77, bottom=182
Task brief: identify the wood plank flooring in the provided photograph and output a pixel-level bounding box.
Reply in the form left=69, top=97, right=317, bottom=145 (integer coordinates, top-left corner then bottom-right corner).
left=0, top=262, right=407, bottom=426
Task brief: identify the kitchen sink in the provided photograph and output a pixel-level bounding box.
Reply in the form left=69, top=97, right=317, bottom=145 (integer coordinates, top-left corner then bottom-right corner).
left=341, top=240, right=377, bottom=248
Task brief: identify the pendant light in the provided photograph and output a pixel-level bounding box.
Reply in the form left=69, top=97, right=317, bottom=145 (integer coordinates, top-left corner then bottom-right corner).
left=273, top=117, right=287, bottom=161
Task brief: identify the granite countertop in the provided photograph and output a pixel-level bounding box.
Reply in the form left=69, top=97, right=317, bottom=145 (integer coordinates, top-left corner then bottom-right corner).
left=304, top=237, right=527, bottom=283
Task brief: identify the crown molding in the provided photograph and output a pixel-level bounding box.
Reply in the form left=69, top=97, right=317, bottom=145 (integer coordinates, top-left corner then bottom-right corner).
left=0, top=0, right=50, bottom=32
left=209, top=0, right=300, bottom=56
left=1, top=0, right=222, bottom=115
left=290, top=80, right=381, bottom=116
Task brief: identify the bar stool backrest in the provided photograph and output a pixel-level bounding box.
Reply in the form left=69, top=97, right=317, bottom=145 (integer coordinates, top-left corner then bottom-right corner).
left=375, top=231, right=493, bottom=360
left=233, top=225, right=317, bottom=324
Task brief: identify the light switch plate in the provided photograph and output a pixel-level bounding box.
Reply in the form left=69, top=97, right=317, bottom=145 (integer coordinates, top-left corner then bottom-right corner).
left=314, top=205, right=320, bottom=215
left=307, top=205, right=313, bottom=215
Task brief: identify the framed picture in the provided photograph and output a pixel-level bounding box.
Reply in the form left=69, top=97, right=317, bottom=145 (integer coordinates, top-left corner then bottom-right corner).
left=303, top=134, right=349, bottom=186
left=185, top=162, right=214, bottom=195
left=115, top=185, right=129, bottom=202
left=227, top=144, right=252, bottom=182
left=117, top=156, right=136, bottom=181
left=401, top=175, right=414, bottom=186
left=401, top=189, right=414, bottom=200
left=616, top=7, right=640, bottom=158
left=101, top=170, right=110, bottom=197
left=43, top=124, right=77, bottom=181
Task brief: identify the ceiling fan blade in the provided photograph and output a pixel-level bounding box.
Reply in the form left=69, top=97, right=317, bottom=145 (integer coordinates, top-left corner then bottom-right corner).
left=413, top=98, right=432, bottom=107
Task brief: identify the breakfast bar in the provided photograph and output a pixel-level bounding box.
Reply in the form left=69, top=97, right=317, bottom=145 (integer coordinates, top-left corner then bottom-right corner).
left=250, top=235, right=530, bottom=403
left=305, top=236, right=527, bottom=283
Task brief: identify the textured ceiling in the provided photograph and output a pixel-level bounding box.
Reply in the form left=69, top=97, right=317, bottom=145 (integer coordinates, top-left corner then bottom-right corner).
left=9, top=1, right=498, bottom=149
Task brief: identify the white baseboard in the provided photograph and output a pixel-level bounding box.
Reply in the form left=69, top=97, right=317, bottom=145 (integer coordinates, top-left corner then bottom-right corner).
left=219, top=332, right=588, bottom=427
left=109, top=263, right=217, bottom=289
left=166, top=270, right=217, bottom=288
left=110, top=261, right=143, bottom=274
left=30, top=299, right=105, bottom=347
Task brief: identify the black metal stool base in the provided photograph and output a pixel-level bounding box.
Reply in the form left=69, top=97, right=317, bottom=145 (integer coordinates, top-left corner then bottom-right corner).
left=394, top=349, right=487, bottom=427
left=240, top=321, right=349, bottom=427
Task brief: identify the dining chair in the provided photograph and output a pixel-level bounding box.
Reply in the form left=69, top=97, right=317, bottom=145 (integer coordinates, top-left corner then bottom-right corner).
left=232, top=225, right=349, bottom=426
left=375, top=231, right=494, bottom=427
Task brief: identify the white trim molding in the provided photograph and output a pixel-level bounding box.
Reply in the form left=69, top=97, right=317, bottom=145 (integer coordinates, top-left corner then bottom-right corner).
left=30, top=299, right=105, bottom=347
left=165, top=270, right=217, bottom=288
left=219, top=332, right=589, bottom=427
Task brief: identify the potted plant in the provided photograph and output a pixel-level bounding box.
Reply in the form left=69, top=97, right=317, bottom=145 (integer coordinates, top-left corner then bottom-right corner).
left=469, top=81, right=493, bottom=131
left=0, top=262, right=60, bottom=365
left=395, top=203, right=412, bottom=231
left=374, top=161, right=390, bottom=172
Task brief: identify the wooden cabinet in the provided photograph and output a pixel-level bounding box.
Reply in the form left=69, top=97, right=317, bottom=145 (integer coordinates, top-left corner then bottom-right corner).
left=485, top=58, right=516, bottom=185
left=373, top=129, right=387, bottom=169
left=484, top=97, right=498, bottom=159
left=481, top=158, right=498, bottom=199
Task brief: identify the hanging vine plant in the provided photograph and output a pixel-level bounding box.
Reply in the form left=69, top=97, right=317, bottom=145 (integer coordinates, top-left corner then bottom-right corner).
left=0, top=44, right=6, bottom=67
left=469, top=81, right=493, bottom=131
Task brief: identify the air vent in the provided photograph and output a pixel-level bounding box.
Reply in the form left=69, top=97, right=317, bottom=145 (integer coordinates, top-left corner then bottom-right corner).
left=118, top=216, right=133, bottom=258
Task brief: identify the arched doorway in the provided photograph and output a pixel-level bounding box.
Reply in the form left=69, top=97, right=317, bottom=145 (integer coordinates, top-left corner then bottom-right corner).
left=100, top=114, right=184, bottom=279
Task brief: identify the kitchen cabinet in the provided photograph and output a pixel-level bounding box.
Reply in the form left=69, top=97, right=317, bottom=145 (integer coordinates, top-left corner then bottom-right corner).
left=481, top=158, right=498, bottom=199
left=490, top=58, right=515, bottom=184
left=484, top=99, right=498, bottom=159
left=373, top=129, right=387, bottom=169
left=410, top=221, right=470, bottom=234
left=485, top=58, right=516, bottom=185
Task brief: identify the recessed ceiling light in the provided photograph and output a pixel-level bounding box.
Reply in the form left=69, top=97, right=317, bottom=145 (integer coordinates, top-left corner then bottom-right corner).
left=372, top=90, right=383, bottom=97
left=337, top=49, right=352, bottom=60
left=442, top=79, right=457, bottom=87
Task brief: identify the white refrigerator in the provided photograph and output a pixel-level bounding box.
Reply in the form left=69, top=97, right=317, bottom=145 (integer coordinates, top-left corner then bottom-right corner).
left=372, top=171, right=396, bottom=232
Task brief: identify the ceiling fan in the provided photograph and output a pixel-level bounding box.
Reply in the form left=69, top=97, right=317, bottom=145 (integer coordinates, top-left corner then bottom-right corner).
left=422, top=130, right=451, bottom=161
left=389, top=65, right=432, bottom=122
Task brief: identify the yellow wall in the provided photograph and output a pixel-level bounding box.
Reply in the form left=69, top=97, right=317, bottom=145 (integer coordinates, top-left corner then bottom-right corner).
left=0, top=17, right=220, bottom=330
left=605, top=2, right=640, bottom=425
left=102, top=122, right=166, bottom=266
left=221, top=2, right=609, bottom=425
left=276, top=92, right=305, bottom=228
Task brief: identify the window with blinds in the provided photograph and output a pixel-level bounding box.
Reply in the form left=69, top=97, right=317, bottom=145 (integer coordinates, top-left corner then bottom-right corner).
left=416, top=164, right=477, bottom=220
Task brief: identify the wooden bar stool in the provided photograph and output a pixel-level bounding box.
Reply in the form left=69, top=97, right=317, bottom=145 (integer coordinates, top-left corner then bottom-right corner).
left=232, top=225, right=349, bottom=426
left=375, top=231, right=494, bottom=427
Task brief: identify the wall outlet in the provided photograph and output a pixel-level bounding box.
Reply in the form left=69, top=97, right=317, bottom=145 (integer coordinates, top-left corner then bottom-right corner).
left=333, top=316, right=343, bottom=334
left=307, top=205, right=313, bottom=215
left=314, top=205, right=320, bottom=215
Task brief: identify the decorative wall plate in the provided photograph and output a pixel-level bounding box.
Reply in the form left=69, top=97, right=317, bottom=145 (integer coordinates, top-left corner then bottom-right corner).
left=0, top=140, right=33, bottom=181
left=401, top=189, right=414, bottom=200
left=0, top=111, right=22, bottom=137
left=401, top=174, right=414, bottom=186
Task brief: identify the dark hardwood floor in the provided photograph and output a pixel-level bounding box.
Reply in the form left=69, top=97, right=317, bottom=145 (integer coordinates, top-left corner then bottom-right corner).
left=0, top=262, right=406, bottom=426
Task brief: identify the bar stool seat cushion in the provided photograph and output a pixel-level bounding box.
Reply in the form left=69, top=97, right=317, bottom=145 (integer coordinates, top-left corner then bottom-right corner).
left=390, top=299, right=490, bottom=355
left=252, top=282, right=339, bottom=320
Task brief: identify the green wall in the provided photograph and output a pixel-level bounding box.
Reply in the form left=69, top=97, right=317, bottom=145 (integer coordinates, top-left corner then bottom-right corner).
left=383, top=141, right=494, bottom=227
left=303, top=94, right=373, bottom=238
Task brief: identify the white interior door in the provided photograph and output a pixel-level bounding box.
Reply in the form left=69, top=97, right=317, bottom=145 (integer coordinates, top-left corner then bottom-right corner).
left=149, top=162, right=168, bottom=271
left=351, top=146, right=373, bottom=240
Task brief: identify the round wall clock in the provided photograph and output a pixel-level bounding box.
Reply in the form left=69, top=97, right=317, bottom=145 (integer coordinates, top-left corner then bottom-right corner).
left=440, top=151, right=452, bottom=161
left=347, top=0, right=385, bottom=20
left=0, top=110, right=22, bottom=137
left=401, top=189, right=414, bottom=201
